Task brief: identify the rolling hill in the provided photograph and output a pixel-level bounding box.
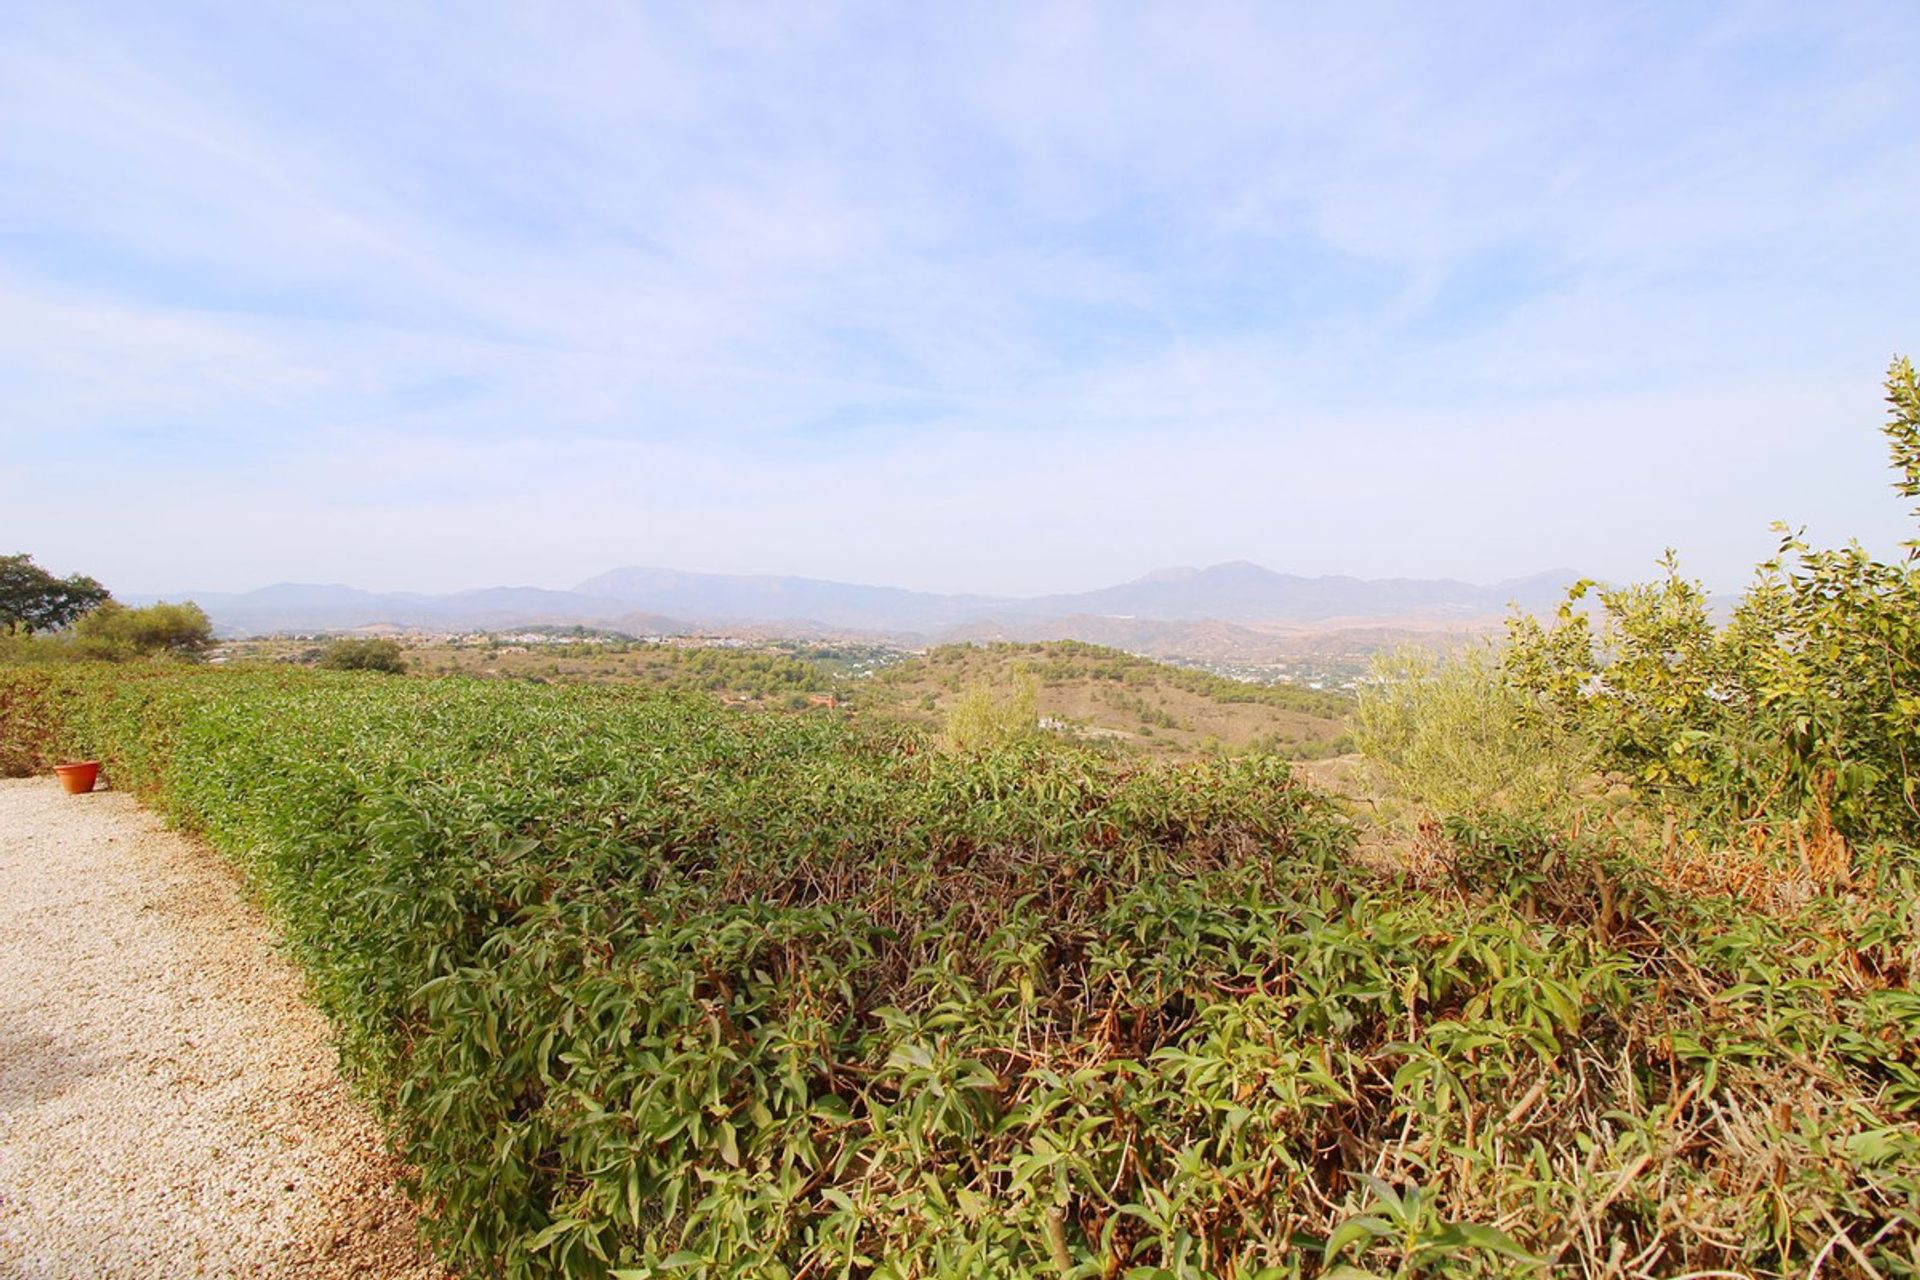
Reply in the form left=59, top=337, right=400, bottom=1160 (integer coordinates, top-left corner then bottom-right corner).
left=868, top=640, right=1355, bottom=760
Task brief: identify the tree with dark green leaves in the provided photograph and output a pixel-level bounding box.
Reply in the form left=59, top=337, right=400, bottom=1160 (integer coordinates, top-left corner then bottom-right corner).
left=0, top=554, right=111, bottom=633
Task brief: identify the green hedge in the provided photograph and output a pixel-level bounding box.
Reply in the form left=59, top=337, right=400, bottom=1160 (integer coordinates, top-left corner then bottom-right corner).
left=3, top=665, right=1917, bottom=1278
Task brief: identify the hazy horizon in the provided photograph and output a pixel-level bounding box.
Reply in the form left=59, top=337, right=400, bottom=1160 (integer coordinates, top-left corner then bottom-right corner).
left=134, top=557, right=1588, bottom=603
left=5, top=3, right=1917, bottom=599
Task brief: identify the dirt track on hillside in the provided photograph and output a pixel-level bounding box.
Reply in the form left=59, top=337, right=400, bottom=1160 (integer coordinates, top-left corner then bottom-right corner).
left=0, top=778, right=448, bottom=1279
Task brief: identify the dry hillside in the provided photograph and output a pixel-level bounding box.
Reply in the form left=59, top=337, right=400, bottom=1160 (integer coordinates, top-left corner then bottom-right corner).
left=871, top=640, right=1353, bottom=759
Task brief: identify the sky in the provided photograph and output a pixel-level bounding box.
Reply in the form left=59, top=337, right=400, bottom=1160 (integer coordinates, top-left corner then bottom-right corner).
left=2, top=2, right=1917, bottom=598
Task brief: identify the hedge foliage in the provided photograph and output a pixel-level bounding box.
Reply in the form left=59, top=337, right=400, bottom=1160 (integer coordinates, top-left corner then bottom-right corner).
left=2, top=667, right=1917, bottom=1278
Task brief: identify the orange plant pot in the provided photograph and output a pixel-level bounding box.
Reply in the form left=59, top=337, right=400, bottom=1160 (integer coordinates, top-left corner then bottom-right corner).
left=54, top=761, right=100, bottom=795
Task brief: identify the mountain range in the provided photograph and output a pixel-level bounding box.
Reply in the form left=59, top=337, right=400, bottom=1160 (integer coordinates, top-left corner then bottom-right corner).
left=148, top=562, right=1580, bottom=646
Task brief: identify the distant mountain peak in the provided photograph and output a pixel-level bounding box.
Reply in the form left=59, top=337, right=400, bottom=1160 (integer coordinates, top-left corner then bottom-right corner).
left=1008, top=561, right=1577, bottom=625
left=1495, top=566, right=1582, bottom=587
left=154, top=561, right=1581, bottom=639
left=1196, top=559, right=1284, bottom=580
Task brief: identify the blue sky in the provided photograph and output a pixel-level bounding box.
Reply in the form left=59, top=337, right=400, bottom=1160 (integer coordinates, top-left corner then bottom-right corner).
left=2, top=2, right=1916, bottom=596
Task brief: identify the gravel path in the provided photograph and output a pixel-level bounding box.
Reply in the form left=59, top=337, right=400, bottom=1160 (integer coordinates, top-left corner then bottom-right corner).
left=0, top=778, right=450, bottom=1279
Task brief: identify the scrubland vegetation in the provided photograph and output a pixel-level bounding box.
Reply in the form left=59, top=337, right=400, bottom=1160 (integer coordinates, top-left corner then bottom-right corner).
left=875, top=641, right=1355, bottom=760
left=403, top=637, right=853, bottom=701
left=1, top=360, right=1916, bottom=1278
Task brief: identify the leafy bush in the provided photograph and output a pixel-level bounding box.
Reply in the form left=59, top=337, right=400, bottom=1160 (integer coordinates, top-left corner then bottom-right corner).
left=1355, top=643, right=1595, bottom=828
left=1504, top=356, right=1920, bottom=848
left=75, top=600, right=214, bottom=659
left=3, top=664, right=1916, bottom=1278
left=0, top=599, right=213, bottom=662
left=316, top=637, right=407, bottom=673
left=941, top=674, right=1038, bottom=751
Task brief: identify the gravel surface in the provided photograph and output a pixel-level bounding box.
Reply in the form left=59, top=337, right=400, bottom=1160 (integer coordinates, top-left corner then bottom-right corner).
left=0, top=778, right=450, bottom=1279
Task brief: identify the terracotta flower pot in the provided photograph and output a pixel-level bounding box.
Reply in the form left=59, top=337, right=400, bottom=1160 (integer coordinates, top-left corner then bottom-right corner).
left=54, top=761, right=101, bottom=795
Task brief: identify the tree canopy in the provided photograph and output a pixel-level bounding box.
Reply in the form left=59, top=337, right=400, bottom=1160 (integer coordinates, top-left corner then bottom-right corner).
left=0, top=554, right=111, bottom=633
left=73, top=600, right=215, bottom=660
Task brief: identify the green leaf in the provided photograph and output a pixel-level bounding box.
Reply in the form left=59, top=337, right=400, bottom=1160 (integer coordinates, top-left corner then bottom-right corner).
left=522, top=1218, right=583, bottom=1253
left=661, top=1251, right=710, bottom=1268
left=1325, top=1215, right=1395, bottom=1258
left=1447, top=1222, right=1547, bottom=1265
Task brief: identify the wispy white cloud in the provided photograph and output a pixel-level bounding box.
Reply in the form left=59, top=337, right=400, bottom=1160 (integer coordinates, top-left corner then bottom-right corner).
left=1, top=1, right=1914, bottom=595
